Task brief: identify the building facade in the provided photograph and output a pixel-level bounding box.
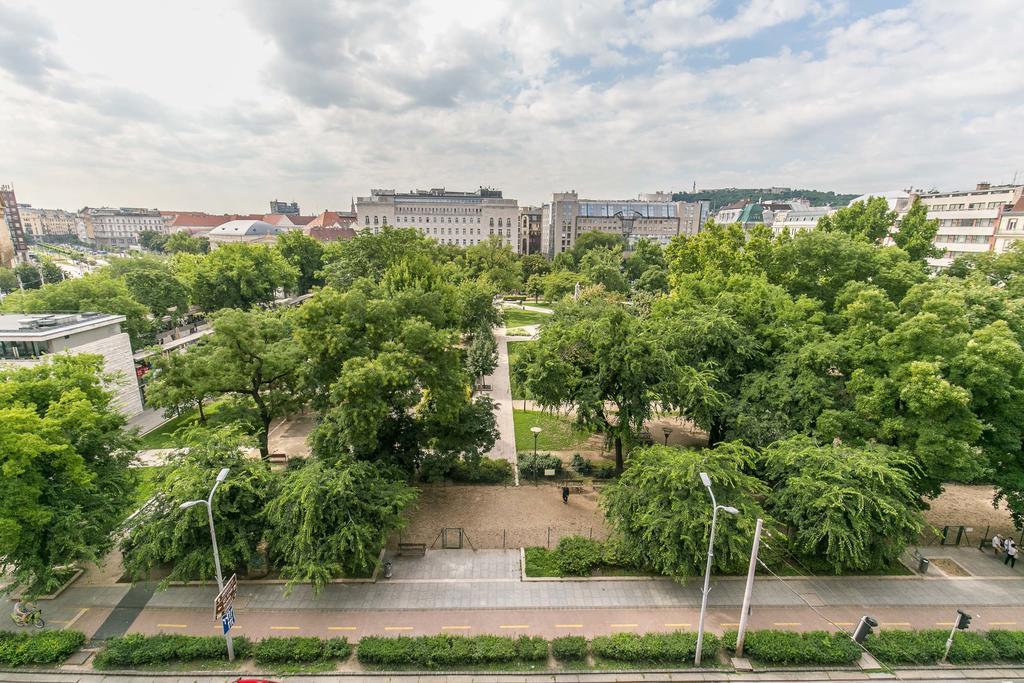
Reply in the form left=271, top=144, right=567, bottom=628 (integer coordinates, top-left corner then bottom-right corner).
left=678, top=200, right=711, bottom=234
left=80, top=207, right=168, bottom=248
left=20, top=206, right=80, bottom=241
left=0, top=185, right=29, bottom=264
left=0, top=312, right=144, bottom=416
left=270, top=200, right=300, bottom=215
left=992, top=197, right=1024, bottom=255
left=769, top=206, right=833, bottom=237
left=540, top=191, right=688, bottom=257
left=356, top=188, right=519, bottom=250
left=911, top=183, right=1024, bottom=269
left=519, top=206, right=542, bottom=254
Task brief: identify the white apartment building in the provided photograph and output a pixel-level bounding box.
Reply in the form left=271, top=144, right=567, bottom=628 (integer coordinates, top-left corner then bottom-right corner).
left=993, top=197, right=1024, bottom=255
left=80, top=206, right=168, bottom=249
left=20, top=206, right=80, bottom=240
left=770, top=205, right=833, bottom=237
left=0, top=312, right=143, bottom=416
left=540, top=191, right=690, bottom=257
left=911, top=183, right=1024, bottom=269
left=356, top=188, right=519, bottom=251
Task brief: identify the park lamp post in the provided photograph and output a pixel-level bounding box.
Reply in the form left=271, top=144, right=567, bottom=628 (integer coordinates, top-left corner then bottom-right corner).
left=530, top=426, right=542, bottom=483
left=662, top=426, right=673, bottom=446
left=695, top=471, right=739, bottom=666
left=180, top=467, right=234, bottom=662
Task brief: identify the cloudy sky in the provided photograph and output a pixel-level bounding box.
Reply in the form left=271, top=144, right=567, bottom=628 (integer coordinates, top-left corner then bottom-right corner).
left=1, top=0, right=1022, bottom=213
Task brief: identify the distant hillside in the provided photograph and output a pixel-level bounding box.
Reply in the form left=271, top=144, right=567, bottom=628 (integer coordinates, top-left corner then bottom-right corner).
left=672, top=188, right=860, bottom=211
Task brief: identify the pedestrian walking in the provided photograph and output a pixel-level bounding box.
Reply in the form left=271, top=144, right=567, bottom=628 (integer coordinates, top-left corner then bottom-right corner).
left=1006, top=541, right=1018, bottom=568
left=1004, top=536, right=1013, bottom=554
left=561, top=486, right=569, bottom=505
left=993, top=533, right=1004, bottom=555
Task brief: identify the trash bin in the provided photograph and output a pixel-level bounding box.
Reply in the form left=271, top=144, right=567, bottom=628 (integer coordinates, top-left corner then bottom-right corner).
left=918, top=556, right=929, bottom=574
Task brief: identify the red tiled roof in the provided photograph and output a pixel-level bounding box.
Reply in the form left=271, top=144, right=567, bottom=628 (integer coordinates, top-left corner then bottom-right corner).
left=304, top=225, right=356, bottom=242
left=307, top=210, right=357, bottom=229
left=1010, top=197, right=1024, bottom=213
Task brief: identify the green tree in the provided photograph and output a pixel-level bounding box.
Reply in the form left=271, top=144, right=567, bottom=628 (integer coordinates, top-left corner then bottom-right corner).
left=164, top=231, right=209, bottom=254
left=0, top=266, right=19, bottom=293
left=321, top=226, right=434, bottom=290
left=38, top=257, right=64, bottom=284
left=525, top=274, right=545, bottom=302
left=521, top=253, right=551, bottom=280
left=601, top=443, right=769, bottom=578
left=104, top=256, right=190, bottom=324
left=538, top=270, right=584, bottom=302
left=634, top=266, right=669, bottom=295
left=761, top=436, right=924, bottom=572
left=144, top=349, right=217, bottom=423
left=460, top=236, right=523, bottom=293
left=0, top=355, right=137, bottom=595
left=579, top=247, right=628, bottom=294
left=265, top=458, right=418, bottom=591
left=623, top=239, right=665, bottom=282
left=466, top=328, right=498, bottom=388
left=14, top=262, right=41, bottom=289
left=276, top=230, right=325, bottom=295
left=817, top=196, right=896, bottom=243
left=120, top=429, right=276, bottom=582
left=138, top=230, right=169, bottom=252
left=893, top=199, right=941, bottom=261
left=174, top=244, right=297, bottom=312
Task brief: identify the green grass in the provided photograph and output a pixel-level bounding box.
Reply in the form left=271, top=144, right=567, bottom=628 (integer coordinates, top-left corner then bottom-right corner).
left=502, top=308, right=551, bottom=328
left=138, top=402, right=250, bottom=449
left=513, top=409, right=593, bottom=451
left=507, top=341, right=534, bottom=400
left=133, top=466, right=167, bottom=507
left=524, top=547, right=561, bottom=576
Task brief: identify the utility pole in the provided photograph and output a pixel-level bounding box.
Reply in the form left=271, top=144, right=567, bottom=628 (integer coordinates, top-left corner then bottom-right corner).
left=734, top=517, right=763, bottom=657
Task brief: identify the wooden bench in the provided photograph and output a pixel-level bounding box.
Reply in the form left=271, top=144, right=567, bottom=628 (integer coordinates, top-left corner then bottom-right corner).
left=268, top=452, right=288, bottom=464
left=398, top=543, right=427, bottom=557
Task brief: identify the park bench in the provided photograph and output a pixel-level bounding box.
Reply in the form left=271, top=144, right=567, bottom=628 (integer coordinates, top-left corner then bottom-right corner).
left=268, top=452, right=288, bottom=464
left=398, top=542, right=427, bottom=557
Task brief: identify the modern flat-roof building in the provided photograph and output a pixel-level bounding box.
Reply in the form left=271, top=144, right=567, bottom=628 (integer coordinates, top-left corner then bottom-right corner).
left=80, top=207, right=168, bottom=249
left=540, top=191, right=688, bottom=257
left=911, top=182, right=1024, bottom=269
left=270, top=200, right=300, bottom=215
left=0, top=312, right=143, bottom=416
left=356, top=188, right=519, bottom=251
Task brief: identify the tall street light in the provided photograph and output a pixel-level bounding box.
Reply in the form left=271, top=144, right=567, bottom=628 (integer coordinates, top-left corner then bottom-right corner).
left=180, top=467, right=233, bottom=661
left=530, top=426, right=542, bottom=484
left=695, top=471, right=738, bottom=666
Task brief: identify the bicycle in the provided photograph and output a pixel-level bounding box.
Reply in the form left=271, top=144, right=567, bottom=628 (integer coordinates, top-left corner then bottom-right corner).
left=11, top=603, right=45, bottom=629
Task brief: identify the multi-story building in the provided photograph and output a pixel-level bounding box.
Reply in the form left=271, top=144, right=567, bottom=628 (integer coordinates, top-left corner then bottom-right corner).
left=992, top=196, right=1024, bottom=255
left=270, top=200, right=300, bottom=215
left=678, top=200, right=711, bottom=234
left=0, top=212, right=14, bottom=267
left=911, top=182, right=1024, bottom=269
left=0, top=185, right=29, bottom=264
left=80, top=207, right=168, bottom=249
left=540, top=191, right=687, bottom=257
left=0, top=312, right=143, bottom=416
left=769, top=206, right=833, bottom=237
left=356, top=188, right=519, bottom=250
left=713, top=200, right=764, bottom=230
left=19, top=206, right=79, bottom=241
left=519, top=206, right=542, bottom=254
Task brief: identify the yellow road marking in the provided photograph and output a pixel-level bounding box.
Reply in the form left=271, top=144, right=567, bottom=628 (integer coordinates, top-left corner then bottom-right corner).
left=990, top=621, right=1017, bottom=625
left=270, top=626, right=301, bottom=631
left=63, top=608, right=89, bottom=632
left=834, top=622, right=855, bottom=627
left=664, top=623, right=691, bottom=628
left=157, top=624, right=188, bottom=629
left=556, top=624, right=583, bottom=628
left=442, top=625, right=471, bottom=630
left=884, top=622, right=911, bottom=627
left=719, top=622, right=739, bottom=627
left=328, top=626, right=357, bottom=631
left=774, top=622, right=801, bottom=626
left=48, top=620, right=68, bottom=625
left=500, top=624, right=529, bottom=629
left=936, top=622, right=955, bottom=626
left=610, top=623, right=638, bottom=628
left=385, top=626, right=413, bottom=631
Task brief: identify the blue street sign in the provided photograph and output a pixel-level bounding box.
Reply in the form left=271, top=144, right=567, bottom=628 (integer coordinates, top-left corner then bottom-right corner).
left=222, top=606, right=235, bottom=634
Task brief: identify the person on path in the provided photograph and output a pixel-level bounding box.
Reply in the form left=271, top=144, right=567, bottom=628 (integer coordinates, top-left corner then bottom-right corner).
left=562, top=486, right=569, bottom=505
left=1006, top=541, right=1018, bottom=568
left=993, top=533, right=1004, bottom=555
left=1004, top=537, right=1013, bottom=554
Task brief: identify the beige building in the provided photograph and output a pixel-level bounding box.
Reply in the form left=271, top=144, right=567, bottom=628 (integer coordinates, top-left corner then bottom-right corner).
left=519, top=206, right=542, bottom=254
left=540, top=191, right=691, bottom=257
left=356, top=188, right=519, bottom=251
left=80, top=207, right=168, bottom=249
left=20, top=206, right=80, bottom=241
left=0, top=312, right=143, bottom=416
left=911, top=183, right=1024, bottom=269
left=993, top=197, right=1024, bottom=255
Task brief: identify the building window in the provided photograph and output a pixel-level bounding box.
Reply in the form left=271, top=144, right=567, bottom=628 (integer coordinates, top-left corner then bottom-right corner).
left=365, top=216, right=370, bottom=225
left=1009, top=219, right=1018, bottom=232
left=489, top=217, right=494, bottom=227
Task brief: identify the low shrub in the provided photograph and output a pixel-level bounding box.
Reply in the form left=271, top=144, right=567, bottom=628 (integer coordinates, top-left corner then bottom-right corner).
left=253, top=636, right=351, bottom=664
left=554, top=536, right=603, bottom=576
left=357, top=634, right=546, bottom=669
left=987, top=630, right=1024, bottom=660
left=948, top=631, right=1000, bottom=663
left=591, top=462, right=616, bottom=479
left=591, top=631, right=718, bottom=663
left=552, top=636, right=588, bottom=661
left=451, top=458, right=513, bottom=484
left=0, top=630, right=86, bottom=666
left=518, top=454, right=562, bottom=478
left=94, top=634, right=251, bottom=669
left=721, top=630, right=860, bottom=665
left=524, top=547, right=560, bottom=577
left=570, top=453, right=592, bottom=475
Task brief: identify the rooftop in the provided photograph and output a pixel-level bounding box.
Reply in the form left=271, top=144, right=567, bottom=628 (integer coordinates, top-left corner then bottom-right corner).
left=0, top=312, right=125, bottom=340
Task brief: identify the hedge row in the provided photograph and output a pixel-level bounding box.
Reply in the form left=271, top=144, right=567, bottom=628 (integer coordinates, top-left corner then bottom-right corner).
left=93, top=634, right=253, bottom=669
left=864, top=629, right=999, bottom=665
left=0, top=630, right=85, bottom=666
left=721, top=630, right=861, bottom=665
left=357, top=634, right=547, bottom=668
left=591, top=632, right=719, bottom=663
left=253, top=636, right=351, bottom=665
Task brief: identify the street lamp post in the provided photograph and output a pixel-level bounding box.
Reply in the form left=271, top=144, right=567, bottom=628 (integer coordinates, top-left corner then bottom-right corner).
left=662, top=426, right=672, bottom=446
left=180, top=467, right=234, bottom=662
left=695, top=471, right=738, bottom=666
left=530, top=426, right=542, bottom=484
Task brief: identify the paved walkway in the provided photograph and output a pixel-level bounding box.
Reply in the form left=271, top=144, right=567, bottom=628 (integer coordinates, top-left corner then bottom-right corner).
left=483, top=326, right=520, bottom=484
left=124, top=407, right=168, bottom=435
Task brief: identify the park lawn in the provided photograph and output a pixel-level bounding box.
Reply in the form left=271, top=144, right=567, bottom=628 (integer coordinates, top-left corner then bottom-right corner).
left=138, top=402, right=248, bottom=449
left=133, top=466, right=168, bottom=507
left=514, top=409, right=593, bottom=452
left=502, top=308, right=551, bottom=328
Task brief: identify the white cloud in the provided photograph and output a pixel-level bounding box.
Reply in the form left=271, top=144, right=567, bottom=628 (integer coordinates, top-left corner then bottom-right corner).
left=0, top=0, right=1022, bottom=212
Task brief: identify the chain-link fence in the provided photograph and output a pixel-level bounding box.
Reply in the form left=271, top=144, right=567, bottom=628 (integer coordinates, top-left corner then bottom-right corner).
left=391, top=525, right=610, bottom=550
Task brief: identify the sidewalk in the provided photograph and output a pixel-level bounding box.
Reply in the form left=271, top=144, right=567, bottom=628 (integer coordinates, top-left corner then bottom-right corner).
left=482, top=326, right=520, bottom=483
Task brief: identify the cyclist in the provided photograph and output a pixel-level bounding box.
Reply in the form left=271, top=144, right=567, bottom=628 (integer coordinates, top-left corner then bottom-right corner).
left=11, top=601, right=44, bottom=628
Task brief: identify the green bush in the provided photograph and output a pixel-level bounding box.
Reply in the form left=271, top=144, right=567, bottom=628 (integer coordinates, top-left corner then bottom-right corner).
left=721, top=630, right=860, bottom=665
left=987, top=630, right=1024, bottom=660
left=591, top=462, right=616, bottom=479
left=570, top=453, right=592, bottom=475
left=357, top=634, right=546, bottom=669
left=552, top=636, right=588, bottom=661
left=864, top=630, right=944, bottom=664
left=253, top=636, right=351, bottom=664
left=948, top=631, right=1000, bottom=663
left=524, top=547, right=560, bottom=576
left=591, top=631, right=717, bottom=663
left=554, top=536, right=603, bottom=576
left=518, top=453, right=562, bottom=478
left=94, top=634, right=251, bottom=669
left=0, top=630, right=86, bottom=666
left=452, top=458, right=513, bottom=484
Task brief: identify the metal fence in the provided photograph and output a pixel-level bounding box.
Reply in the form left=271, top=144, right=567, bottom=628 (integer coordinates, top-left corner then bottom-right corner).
left=919, top=523, right=1024, bottom=548
left=392, top=526, right=609, bottom=550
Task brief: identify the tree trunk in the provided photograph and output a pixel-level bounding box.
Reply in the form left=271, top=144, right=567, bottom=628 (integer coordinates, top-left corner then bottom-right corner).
left=614, top=435, right=624, bottom=474
left=258, top=416, right=271, bottom=460
left=197, top=400, right=207, bottom=424
left=707, top=419, right=725, bottom=447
